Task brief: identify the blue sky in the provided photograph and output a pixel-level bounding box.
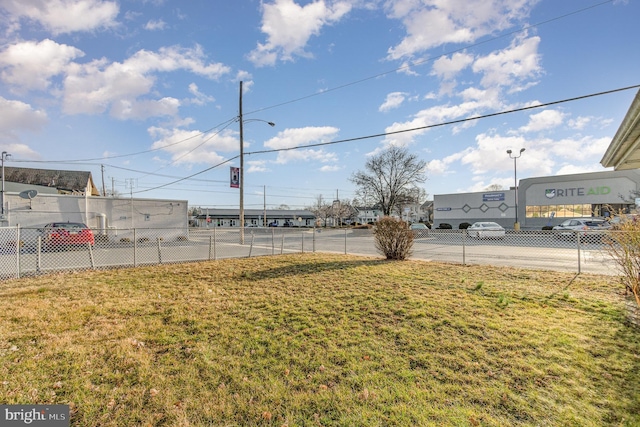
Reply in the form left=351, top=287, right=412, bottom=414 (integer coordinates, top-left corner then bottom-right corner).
left=0, top=0, right=638, bottom=210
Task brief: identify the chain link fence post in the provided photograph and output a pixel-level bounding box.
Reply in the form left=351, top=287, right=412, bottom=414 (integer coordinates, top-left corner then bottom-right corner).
left=133, top=228, right=137, bottom=267
left=157, top=237, right=163, bottom=264
left=462, top=229, right=466, bottom=265
left=344, top=228, right=347, bottom=255
left=15, top=225, right=21, bottom=279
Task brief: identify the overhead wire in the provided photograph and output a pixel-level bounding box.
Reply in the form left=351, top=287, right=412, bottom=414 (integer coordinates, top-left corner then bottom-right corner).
left=11, top=0, right=615, bottom=166
left=133, top=84, right=640, bottom=195
left=244, top=0, right=615, bottom=116
left=9, top=0, right=622, bottom=200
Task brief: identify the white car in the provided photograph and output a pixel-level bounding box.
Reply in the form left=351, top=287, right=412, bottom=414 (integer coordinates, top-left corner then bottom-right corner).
left=467, top=222, right=506, bottom=239
left=552, top=218, right=610, bottom=242
left=409, top=223, right=429, bottom=238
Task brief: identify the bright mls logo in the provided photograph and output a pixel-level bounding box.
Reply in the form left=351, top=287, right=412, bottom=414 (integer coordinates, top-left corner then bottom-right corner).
left=545, top=189, right=556, bottom=199
left=1, top=405, right=69, bottom=426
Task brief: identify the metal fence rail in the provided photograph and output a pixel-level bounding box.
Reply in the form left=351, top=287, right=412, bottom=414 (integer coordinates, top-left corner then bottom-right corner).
left=0, top=226, right=623, bottom=280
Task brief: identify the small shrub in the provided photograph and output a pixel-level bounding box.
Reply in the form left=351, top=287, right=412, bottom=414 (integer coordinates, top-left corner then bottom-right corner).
left=603, top=215, right=640, bottom=307
left=437, top=223, right=452, bottom=229
left=352, top=224, right=372, bottom=230
left=119, top=237, right=131, bottom=243
left=373, top=216, right=413, bottom=260
left=138, top=237, right=150, bottom=243
left=176, top=236, right=188, bottom=242
left=459, top=222, right=471, bottom=229
left=541, top=226, right=553, bottom=231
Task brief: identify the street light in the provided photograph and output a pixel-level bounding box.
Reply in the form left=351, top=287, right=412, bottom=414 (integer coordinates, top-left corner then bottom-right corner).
left=238, top=81, right=275, bottom=244
left=1, top=151, right=11, bottom=217
left=507, top=148, right=525, bottom=230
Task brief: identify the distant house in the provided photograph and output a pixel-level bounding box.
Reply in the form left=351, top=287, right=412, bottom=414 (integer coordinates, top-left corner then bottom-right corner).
left=3, top=166, right=101, bottom=196
left=354, top=207, right=383, bottom=224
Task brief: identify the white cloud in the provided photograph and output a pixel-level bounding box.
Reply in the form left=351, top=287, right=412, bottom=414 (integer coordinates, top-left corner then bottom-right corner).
left=379, top=92, right=407, bottom=112
left=62, top=45, right=231, bottom=118
left=568, top=116, right=592, bottom=130
left=0, top=96, right=48, bottom=136
left=144, top=19, right=167, bottom=31
left=0, top=0, right=119, bottom=35
left=247, top=160, right=270, bottom=173
left=319, top=164, right=340, bottom=172
left=248, top=0, right=352, bottom=66
left=386, top=0, right=536, bottom=60
left=148, top=126, right=239, bottom=165
left=472, top=35, right=542, bottom=90
left=264, top=126, right=340, bottom=164
left=186, top=83, right=215, bottom=106
left=519, top=109, right=565, bottom=133
left=382, top=89, right=502, bottom=146
left=431, top=52, right=474, bottom=81
left=0, top=39, right=84, bottom=91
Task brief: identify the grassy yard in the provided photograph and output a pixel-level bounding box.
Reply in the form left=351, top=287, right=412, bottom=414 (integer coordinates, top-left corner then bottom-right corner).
left=0, top=253, right=639, bottom=426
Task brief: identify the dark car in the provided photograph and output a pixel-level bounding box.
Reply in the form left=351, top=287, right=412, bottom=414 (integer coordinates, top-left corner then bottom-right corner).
left=41, top=222, right=95, bottom=250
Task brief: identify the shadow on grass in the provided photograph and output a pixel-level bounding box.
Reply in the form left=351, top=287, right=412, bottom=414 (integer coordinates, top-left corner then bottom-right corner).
left=238, top=257, right=393, bottom=281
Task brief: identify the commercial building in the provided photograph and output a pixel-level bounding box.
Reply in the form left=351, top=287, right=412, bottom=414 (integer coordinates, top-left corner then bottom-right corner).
left=433, top=170, right=639, bottom=230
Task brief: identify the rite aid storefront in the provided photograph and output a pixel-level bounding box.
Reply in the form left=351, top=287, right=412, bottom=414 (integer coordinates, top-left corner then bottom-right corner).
left=519, top=169, right=640, bottom=229
left=433, top=169, right=640, bottom=230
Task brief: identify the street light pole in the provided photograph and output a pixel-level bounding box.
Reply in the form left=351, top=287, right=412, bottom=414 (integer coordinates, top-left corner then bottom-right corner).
left=507, top=148, right=525, bottom=230
left=239, top=81, right=245, bottom=244
left=1, top=151, right=11, bottom=217
left=238, top=81, right=275, bottom=244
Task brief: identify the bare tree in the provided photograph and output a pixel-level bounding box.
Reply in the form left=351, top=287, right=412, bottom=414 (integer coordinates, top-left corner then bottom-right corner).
left=306, top=195, right=332, bottom=227
left=484, top=184, right=504, bottom=191
left=392, top=187, right=427, bottom=220
left=350, top=146, right=427, bottom=216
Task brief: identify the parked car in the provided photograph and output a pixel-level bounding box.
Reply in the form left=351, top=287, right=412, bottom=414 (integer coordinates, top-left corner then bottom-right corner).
left=552, top=218, right=611, bottom=243
left=40, top=222, right=95, bottom=250
left=608, top=214, right=639, bottom=230
left=467, top=222, right=506, bottom=239
left=409, top=223, right=429, bottom=238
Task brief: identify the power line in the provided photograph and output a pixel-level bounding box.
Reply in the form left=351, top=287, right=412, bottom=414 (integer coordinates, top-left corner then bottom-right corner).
left=246, top=84, right=640, bottom=156
left=244, top=0, right=615, bottom=116
left=12, top=117, right=239, bottom=164
left=133, top=84, right=640, bottom=196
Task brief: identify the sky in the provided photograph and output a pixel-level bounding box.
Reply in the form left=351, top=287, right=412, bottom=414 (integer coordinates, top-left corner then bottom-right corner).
left=0, top=0, right=639, bottom=211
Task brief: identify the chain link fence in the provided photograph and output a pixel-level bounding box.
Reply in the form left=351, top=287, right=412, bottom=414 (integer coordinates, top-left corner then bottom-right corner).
left=0, top=226, right=624, bottom=280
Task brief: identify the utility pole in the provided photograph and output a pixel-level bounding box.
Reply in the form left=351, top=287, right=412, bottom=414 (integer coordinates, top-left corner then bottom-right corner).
left=239, top=81, right=245, bottom=244
left=263, top=185, right=267, bottom=227
left=101, top=164, right=106, bottom=197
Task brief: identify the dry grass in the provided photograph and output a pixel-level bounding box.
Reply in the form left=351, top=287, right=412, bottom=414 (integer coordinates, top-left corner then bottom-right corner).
left=0, top=253, right=638, bottom=426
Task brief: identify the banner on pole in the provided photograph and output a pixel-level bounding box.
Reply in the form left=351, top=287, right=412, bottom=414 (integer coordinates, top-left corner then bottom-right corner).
left=230, top=167, right=239, bottom=188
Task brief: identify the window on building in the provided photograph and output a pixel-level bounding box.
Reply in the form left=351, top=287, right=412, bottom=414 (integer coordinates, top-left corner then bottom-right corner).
left=525, top=204, right=596, bottom=218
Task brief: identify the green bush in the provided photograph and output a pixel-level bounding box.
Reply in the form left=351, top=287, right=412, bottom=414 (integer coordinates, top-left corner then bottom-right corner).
left=459, top=222, right=471, bottom=229
left=373, top=216, right=413, bottom=260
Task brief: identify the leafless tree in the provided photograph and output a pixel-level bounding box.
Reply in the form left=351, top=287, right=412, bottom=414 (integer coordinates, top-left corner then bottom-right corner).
left=307, top=195, right=333, bottom=227
left=484, top=184, right=504, bottom=191
left=350, top=146, right=427, bottom=216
